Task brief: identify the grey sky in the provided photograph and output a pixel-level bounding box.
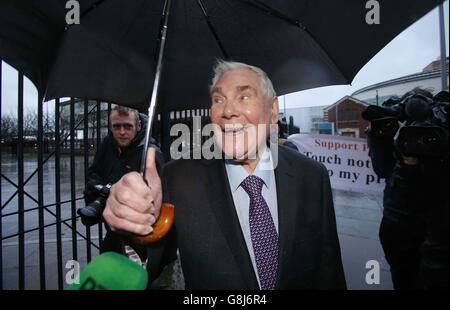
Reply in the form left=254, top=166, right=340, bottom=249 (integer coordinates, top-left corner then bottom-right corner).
left=1, top=1, right=449, bottom=116
left=282, top=1, right=449, bottom=110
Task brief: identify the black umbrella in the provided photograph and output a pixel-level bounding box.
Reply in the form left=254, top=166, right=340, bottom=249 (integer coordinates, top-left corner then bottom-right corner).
left=0, top=0, right=443, bottom=110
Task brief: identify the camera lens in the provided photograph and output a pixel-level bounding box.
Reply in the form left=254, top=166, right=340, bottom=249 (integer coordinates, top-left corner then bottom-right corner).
left=77, top=197, right=105, bottom=226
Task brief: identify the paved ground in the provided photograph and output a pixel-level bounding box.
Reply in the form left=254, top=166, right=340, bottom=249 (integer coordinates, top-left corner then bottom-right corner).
left=333, top=189, right=392, bottom=290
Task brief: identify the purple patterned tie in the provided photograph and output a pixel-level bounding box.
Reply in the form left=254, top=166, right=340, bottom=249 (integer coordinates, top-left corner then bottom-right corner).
left=241, top=175, right=279, bottom=290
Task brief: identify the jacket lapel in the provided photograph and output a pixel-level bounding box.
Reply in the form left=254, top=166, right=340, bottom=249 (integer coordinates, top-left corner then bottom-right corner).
left=203, top=159, right=259, bottom=289
left=274, top=147, right=299, bottom=287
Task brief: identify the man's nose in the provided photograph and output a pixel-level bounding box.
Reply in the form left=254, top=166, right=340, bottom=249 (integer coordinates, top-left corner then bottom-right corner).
left=223, top=100, right=239, bottom=118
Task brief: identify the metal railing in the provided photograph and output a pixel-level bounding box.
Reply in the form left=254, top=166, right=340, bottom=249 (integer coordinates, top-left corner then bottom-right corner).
left=0, top=66, right=108, bottom=289
left=0, top=61, right=212, bottom=289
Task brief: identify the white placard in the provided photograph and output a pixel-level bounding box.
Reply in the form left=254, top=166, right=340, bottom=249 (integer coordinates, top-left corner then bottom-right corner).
left=288, top=134, right=385, bottom=193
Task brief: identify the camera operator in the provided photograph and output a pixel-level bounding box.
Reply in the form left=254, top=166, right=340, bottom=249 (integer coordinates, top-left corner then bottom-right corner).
left=416, top=90, right=449, bottom=289
left=81, top=105, right=164, bottom=260
left=363, top=88, right=449, bottom=290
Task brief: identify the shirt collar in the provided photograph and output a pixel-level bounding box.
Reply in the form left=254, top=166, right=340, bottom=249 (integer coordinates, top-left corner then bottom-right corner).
left=225, top=146, right=274, bottom=193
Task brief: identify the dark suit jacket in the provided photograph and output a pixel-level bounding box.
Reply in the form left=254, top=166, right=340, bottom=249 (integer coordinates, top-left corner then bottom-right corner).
left=147, top=145, right=346, bottom=289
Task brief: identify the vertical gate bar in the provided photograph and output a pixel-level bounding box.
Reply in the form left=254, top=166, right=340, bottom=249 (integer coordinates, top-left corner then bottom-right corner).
left=96, top=101, right=103, bottom=248
left=17, top=73, right=25, bottom=289
left=83, top=100, right=91, bottom=262
left=0, top=61, right=3, bottom=290
left=37, top=95, right=46, bottom=289
left=70, top=98, right=77, bottom=261
left=162, top=108, right=171, bottom=158
left=54, top=98, right=63, bottom=289
left=107, top=103, right=111, bottom=128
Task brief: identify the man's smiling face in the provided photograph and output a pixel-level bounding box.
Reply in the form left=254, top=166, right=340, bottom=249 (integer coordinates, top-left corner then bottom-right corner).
left=210, top=68, right=278, bottom=169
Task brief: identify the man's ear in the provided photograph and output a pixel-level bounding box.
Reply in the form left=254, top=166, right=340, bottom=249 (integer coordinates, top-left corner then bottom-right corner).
left=271, top=97, right=279, bottom=125
left=137, top=119, right=142, bottom=131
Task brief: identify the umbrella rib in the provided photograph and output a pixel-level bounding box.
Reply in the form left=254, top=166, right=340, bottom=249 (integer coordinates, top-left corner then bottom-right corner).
left=196, top=0, right=229, bottom=59
left=237, top=0, right=306, bottom=30
left=80, top=0, right=109, bottom=19
left=238, top=0, right=349, bottom=83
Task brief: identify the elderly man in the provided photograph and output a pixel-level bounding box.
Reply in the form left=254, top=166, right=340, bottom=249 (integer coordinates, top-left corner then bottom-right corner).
left=104, top=61, right=346, bottom=289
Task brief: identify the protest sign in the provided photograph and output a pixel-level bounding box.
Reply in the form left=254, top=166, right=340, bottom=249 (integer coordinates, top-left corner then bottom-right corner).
left=288, top=134, right=385, bottom=193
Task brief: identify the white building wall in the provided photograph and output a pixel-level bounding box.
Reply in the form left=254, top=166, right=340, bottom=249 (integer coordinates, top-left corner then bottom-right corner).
left=354, top=76, right=448, bottom=104
left=284, top=106, right=327, bottom=133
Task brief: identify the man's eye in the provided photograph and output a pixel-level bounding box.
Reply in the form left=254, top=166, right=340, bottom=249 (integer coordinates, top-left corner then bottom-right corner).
left=213, top=97, right=224, bottom=104
left=112, top=124, right=134, bottom=131
left=123, top=124, right=133, bottom=130
left=240, top=95, right=250, bottom=101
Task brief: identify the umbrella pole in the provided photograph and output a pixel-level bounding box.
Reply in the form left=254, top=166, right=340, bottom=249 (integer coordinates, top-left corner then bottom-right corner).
left=130, top=0, right=175, bottom=247
left=438, top=3, right=448, bottom=91
left=140, top=0, right=172, bottom=177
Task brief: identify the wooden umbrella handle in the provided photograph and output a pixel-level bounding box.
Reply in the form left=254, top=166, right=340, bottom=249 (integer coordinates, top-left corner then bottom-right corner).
left=130, top=203, right=175, bottom=246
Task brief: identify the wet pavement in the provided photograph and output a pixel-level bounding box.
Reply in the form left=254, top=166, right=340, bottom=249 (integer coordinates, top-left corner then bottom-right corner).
left=1, top=152, right=392, bottom=290
left=333, top=189, right=393, bottom=290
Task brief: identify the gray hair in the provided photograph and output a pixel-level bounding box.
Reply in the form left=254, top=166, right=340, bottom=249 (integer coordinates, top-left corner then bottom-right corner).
left=210, top=60, right=276, bottom=100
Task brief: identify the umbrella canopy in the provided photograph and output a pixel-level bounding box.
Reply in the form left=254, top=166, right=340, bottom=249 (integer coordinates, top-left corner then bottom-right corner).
left=0, top=0, right=444, bottom=112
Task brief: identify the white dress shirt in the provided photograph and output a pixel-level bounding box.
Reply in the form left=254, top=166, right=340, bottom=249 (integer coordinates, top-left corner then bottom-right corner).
left=224, top=147, right=278, bottom=288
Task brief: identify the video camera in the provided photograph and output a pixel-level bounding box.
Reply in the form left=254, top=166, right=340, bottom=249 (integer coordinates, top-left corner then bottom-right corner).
left=78, top=183, right=112, bottom=226
left=362, top=90, right=449, bottom=158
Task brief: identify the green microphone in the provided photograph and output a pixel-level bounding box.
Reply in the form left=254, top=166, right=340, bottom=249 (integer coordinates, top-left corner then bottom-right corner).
left=67, top=252, right=148, bottom=290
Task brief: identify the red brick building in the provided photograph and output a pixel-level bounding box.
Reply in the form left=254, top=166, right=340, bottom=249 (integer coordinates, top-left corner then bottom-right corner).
left=324, top=96, right=370, bottom=138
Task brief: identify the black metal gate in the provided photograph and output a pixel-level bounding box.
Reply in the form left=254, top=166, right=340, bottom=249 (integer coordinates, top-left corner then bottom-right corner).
left=0, top=61, right=212, bottom=289
left=0, top=65, right=109, bottom=289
